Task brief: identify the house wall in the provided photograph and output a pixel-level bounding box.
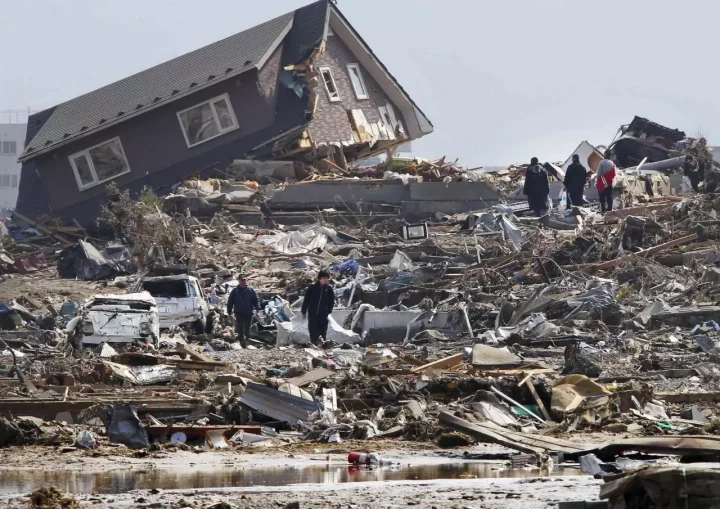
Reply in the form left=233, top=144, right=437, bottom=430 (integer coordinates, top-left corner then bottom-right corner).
left=309, top=33, right=407, bottom=145
left=0, top=123, right=25, bottom=214
left=23, top=45, right=285, bottom=215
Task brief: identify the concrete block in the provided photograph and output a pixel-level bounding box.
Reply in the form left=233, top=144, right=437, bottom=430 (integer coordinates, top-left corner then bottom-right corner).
left=271, top=181, right=410, bottom=207
left=409, top=181, right=501, bottom=201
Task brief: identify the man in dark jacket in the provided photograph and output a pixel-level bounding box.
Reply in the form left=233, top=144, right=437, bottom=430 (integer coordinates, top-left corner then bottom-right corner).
left=301, top=270, right=335, bottom=346
left=226, top=274, right=260, bottom=347
left=523, top=157, right=550, bottom=217
left=564, top=154, right=588, bottom=208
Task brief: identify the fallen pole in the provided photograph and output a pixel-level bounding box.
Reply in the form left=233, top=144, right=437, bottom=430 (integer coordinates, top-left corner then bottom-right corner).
left=490, top=386, right=547, bottom=425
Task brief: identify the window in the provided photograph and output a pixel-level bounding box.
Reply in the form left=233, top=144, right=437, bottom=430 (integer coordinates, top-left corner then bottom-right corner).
left=10, top=175, right=17, bottom=188
left=68, top=137, right=131, bottom=191
left=141, top=280, right=190, bottom=298
left=319, top=67, right=341, bottom=102
left=177, top=93, right=238, bottom=147
left=347, top=64, right=369, bottom=100
left=1, top=141, right=17, bottom=155
left=0, top=176, right=9, bottom=187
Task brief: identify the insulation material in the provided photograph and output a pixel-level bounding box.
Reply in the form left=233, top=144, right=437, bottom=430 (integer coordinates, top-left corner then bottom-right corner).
left=276, top=314, right=360, bottom=346
left=256, top=225, right=345, bottom=255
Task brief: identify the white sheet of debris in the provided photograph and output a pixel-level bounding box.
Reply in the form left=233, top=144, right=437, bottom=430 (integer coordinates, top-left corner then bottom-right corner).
left=276, top=314, right=360, bottom=346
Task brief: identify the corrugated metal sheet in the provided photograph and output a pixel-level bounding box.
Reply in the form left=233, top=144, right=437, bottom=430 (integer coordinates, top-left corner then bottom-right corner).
left=239, top=382, right=319, bottom=424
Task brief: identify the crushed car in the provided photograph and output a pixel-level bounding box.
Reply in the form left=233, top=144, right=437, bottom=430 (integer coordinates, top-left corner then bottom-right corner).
left=132, top=274, right=211, bottom=333
left=70, top=293, right=160, bottom=347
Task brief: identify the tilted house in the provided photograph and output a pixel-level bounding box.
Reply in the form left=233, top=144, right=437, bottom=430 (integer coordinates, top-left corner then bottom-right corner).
left=16, top=0, right=432, bottom=223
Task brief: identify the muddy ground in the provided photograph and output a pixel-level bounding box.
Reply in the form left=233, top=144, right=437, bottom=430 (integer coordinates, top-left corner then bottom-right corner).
left=3, top=475, right=601, bottom=508
left=0, top=445, right=600, bottom=508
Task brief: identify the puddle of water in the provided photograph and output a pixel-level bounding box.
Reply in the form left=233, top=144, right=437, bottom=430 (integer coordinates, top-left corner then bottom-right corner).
left=0, top=462, right=580, bottom=495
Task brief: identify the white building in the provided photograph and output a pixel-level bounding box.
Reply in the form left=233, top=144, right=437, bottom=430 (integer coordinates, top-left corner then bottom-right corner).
left=0, top=122, right=25, bottom=214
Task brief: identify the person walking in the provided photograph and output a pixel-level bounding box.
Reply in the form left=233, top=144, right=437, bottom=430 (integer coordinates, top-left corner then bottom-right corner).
left=523, top=157, right=550, bottom=216
left=564, top=154, right=588, bottom=208
left=301, top=270, right=335, bottom=346
left=226, top=274, right=260, bottom=347
left=596, top=151, right=616, bottom=213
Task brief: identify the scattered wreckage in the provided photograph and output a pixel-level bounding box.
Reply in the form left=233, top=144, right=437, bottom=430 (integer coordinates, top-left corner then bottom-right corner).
left=0, top=114, right=719, bottom=507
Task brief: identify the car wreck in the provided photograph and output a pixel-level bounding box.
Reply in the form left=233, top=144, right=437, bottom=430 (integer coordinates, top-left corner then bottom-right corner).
left=71, top=293, right=159, bottom=347
left=132, top=274, right=211, bottom=333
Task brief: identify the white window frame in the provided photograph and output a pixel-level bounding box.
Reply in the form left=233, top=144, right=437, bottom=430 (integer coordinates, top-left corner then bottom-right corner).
left=319, top=66, right=341, bottom=103
left=176, top=93, right=239, bottom=148
left=346, top=63, right=369, bottom=100
left=68, top=137, right=131, bottom=192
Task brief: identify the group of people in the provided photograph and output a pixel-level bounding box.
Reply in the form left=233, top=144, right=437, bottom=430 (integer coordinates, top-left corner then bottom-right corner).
left=226, top=271, right=335, bottom=346
left=523, top=151, right=617, bottom=216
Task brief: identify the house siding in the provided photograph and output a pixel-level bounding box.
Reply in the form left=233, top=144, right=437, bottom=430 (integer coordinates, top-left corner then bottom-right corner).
left=309, top=34, right=407, bottom=145
left=18, top=44, right=285, bottom=220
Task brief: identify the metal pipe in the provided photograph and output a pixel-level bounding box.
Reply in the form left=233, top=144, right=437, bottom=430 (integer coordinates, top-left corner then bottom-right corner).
left=623, top=156, right=686, bottom=174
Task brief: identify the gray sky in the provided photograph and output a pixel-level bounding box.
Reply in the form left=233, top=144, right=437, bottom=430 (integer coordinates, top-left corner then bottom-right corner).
left=1, top=0, right=716, bottom=166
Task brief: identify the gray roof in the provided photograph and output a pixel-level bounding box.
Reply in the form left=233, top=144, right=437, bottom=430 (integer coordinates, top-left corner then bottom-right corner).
left=21, top=12, right=294, bottom=160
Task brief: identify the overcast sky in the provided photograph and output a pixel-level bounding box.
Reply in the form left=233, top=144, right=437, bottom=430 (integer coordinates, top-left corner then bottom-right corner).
left=1, top=0, right=717, bottom=165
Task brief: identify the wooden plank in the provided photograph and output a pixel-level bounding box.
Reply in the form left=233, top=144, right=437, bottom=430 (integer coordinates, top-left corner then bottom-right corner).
left=286, top=367, right=334, bottom=388
left=525, top=377, right=552, bottom=421
left=176, top=343, right=214, bottom=363
left=480, top=421, right=585, bottom=452
left=439, top=411, right=545, bottom=455
left=411, top=353, right=464, bottom=373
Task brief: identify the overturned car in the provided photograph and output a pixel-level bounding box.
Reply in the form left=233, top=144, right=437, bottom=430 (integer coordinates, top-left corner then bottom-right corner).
left=71, top=293, right=160, bottom=347
left=132, top=274, right=211, bottom=333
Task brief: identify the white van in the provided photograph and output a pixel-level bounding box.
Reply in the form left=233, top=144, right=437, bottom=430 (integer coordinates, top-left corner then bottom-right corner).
left=133, top=274, right=210, bottom=333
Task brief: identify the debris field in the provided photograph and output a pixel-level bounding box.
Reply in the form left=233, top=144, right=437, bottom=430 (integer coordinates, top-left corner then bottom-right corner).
left=2, top=116, right=720, bottom=509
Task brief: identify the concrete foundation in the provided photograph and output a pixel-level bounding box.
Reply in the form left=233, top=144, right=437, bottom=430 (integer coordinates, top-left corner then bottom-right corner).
left=269, top=180, right=502, bottom=218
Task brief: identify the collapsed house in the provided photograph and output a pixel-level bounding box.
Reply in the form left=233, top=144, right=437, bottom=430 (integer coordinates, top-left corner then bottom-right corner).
left=15, top=0, right=433, bottom=224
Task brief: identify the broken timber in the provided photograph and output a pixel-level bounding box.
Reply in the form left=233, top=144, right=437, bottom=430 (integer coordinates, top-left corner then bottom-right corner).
left=439, top=411, right=584, bottom=455
left=410, top=353, right=464, bottom=373
left=586, top=234, right=698, bottom=272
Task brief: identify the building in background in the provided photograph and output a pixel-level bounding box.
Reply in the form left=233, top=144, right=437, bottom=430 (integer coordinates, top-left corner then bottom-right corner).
left=0, top=111, right=28, bottom=215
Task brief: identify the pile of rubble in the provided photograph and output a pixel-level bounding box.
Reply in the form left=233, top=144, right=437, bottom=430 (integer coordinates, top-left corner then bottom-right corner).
left=2, top=115, right=720, bottom=508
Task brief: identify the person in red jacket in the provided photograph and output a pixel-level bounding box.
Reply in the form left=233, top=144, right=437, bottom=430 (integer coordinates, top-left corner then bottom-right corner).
left=596, top=151, right=616, bottom=213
